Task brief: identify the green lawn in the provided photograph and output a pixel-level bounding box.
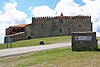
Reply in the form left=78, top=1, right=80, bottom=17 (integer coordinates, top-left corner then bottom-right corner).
left=0, top=47, right=100, bottom=67
left=0, top=36, right=71, bottom=49
left=97, top=37, right=100, bottom=40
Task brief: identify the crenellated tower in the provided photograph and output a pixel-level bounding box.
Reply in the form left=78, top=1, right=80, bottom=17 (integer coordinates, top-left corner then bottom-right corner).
left=31, top=13, right=92, bottom=38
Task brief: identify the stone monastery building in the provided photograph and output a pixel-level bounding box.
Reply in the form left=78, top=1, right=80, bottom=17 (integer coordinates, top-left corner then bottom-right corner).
left=4, top=13, right=92, bottom=43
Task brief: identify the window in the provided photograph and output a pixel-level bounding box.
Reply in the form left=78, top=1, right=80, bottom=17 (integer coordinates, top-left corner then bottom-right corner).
left=17, top=29, right=20, bottom=32
left=21, top=28, right=24, bottom=32
left=79, top=25, right=81, bottom=27
left=12, top=28, right=15, bottom=32
left=41, top=23, right=43, bottom=28
left=59, top=28, right=62, bottom=32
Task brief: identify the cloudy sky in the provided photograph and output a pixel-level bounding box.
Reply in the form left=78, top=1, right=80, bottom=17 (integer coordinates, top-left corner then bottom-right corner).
left=0, top=0, right=100, bottom=43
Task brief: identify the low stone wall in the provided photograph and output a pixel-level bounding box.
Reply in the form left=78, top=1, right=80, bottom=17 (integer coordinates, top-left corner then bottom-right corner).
left=72, top=32, right=98, bottom=51
left=4, top=32, right=27, bottom=43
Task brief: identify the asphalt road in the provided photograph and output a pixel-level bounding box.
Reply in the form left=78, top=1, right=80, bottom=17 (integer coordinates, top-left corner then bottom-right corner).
left=0, top=42, right=71, bottom=57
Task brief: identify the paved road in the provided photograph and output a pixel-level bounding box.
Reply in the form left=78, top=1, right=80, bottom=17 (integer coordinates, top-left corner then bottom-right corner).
left=0, top=41, right=100, bottom=58
left=0, top=43, right=71, bottom=57
left=98, top=41, right=100, bottom=44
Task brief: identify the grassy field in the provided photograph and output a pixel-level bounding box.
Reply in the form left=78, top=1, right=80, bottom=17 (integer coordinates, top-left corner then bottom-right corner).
left=97, top=37, right=100, bottom=40
left=0, top=47, right=100, bottom=67
left=0, top=36, right=100, bottom=49
left=0, top=36, right=71, bottom=49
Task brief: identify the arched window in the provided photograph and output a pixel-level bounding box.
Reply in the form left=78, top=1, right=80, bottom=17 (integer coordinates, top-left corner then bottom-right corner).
left=21, top=28, right=24, bottom=32
left=12, top=28, right=16, bottom=32
left=28, top=36, right=31, bottom=39
left=17, top=29, right=20, bottom=32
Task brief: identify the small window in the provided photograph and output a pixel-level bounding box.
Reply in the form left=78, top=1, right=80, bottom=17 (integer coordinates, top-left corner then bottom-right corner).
left=12, top=28, right=16, bottom=32
left=79, top=25, right=81, bottom=27
left=17, top=29, right=20, bottom=32
left=21, top=28, right=24, bottom=32
left=59, top=28, right=62, bottom=32
left=41, top=23, right=43, bottom=28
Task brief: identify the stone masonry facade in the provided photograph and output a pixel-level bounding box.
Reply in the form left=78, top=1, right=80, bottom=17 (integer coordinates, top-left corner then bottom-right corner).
left=4, top=13, right=92, bottom=43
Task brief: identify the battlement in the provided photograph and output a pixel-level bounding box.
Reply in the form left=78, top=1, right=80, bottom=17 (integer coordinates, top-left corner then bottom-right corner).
left=5, top=13, right=92, bottom=43
left=32, top=15, right=91, bottom=20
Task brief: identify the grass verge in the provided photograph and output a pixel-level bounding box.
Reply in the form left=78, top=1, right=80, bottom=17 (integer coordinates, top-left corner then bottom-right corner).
left=0, top=36, right=71, bottom=49
left=0, top=47, right=100, bottom=67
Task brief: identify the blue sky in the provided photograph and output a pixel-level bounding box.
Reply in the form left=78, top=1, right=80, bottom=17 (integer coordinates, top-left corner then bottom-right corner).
left=0, top=0, right=60, bottom=18
left=74, top=0, right=85, bottom=6
left=0, top=0, right=84, bottom=18
left=0, top=0, right=100, bottom=43
left=16, top=0, right=60, bottom=18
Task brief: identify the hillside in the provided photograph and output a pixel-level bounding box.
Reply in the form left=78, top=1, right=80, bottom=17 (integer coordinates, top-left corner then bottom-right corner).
left=0, top=36, right=71, bottom=49
left=0, top=47, right=100, bottom=67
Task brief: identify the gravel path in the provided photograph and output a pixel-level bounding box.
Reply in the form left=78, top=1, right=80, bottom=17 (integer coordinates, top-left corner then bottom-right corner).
left=0, top=42, right=71, bottom=57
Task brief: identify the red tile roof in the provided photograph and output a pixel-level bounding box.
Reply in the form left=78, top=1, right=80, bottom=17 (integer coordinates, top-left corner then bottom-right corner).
left=10, top=24, right=29, bottom=28
left=77, top=14, right=84, bottom=16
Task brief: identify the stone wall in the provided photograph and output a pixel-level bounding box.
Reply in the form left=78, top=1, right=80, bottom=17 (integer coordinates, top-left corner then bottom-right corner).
left=25, top=24, right=32, bottom=39
left=5, top=32, right=27, bottom=43
left=31, top=16, right=92, bottom=38
left=69, top=16, right=92, bottom=34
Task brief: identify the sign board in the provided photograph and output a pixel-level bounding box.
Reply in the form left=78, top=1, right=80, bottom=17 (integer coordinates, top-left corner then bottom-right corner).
left=75, top=36, right=92, bottom=41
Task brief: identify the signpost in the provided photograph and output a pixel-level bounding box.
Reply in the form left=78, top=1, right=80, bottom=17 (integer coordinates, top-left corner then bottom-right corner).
left=75, top=36, right=92, bottom=41
left=72, top=32, right=98, bottom=51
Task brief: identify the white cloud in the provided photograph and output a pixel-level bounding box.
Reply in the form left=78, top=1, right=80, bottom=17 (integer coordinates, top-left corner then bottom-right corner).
left=55, top=0, right=80, bottom=16
left=0, top=0, right=27, bottom=24
left=30, top=5, right=55, bottom=17
left=9, top=8, right=27, bottom=21
left=30, top=0, right=80, bottom=16
left=0, top=0, right=28, bottom=43
left=80, top=0, right=100, bottom=36
left=0, top=11, right=3, bottom=14
left=26, top=18, right=32, bottom=24
left=4, top=0, right=17, bottom=11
